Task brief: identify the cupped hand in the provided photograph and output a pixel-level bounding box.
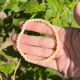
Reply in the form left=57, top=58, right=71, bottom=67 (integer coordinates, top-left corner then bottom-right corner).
left=11, top=3, right=80, bottom=79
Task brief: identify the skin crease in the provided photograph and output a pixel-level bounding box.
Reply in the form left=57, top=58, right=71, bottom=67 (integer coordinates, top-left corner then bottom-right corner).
left=11, top=3, right=80, bottom=80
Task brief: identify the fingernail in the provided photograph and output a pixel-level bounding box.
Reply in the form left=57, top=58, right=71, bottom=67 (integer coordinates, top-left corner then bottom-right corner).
left=13, top=43, right=18, bottom=51
left=18, top=21, right=25, bottom=29
left=11, top=34, right=18, bottom=42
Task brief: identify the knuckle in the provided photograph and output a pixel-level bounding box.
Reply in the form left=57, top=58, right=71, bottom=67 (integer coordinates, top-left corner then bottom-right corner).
left=27, top=45, right=30, bottom=54
left=42, top=23, right=47, bottom=34
left=42, top=48, right=46, bottom=57
left=38, top=48, right=45, bottom=57
left=38, top=36, right=44, bottom=47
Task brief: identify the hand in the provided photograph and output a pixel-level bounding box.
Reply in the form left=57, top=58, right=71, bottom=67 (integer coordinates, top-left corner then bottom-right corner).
left=11, top=3, right=80, bottom=79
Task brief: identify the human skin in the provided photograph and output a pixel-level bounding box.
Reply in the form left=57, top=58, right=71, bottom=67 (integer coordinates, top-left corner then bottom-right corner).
left=11, top=3, right=80, bottom=80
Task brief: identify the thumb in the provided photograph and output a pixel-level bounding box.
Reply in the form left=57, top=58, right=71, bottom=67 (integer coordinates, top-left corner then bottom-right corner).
left=73, top=3, right=80, bottom=26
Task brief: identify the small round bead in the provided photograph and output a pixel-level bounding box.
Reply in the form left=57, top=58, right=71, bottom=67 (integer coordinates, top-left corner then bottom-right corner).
left=34, top=19, right=38, bottom=22
left=18, top=36, right=20, bottom=40
left=17, top=42, right=19, bottom=46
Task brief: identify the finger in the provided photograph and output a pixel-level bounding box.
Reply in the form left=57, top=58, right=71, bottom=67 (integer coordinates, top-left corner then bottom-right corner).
left=12, top=34, right=56, bottom=49
left=23, top=53, right=45, bottom=60
left=74, top=3, right=80, bottom=26
left=16, top=48, right=57, bottom=70
left=13, top=43, right=54, bottom=58
left=13, top=43, right=57, bottom=70
left=36, top=59, right=58, bottom=70
left=18, top=21, right=61, bottom=36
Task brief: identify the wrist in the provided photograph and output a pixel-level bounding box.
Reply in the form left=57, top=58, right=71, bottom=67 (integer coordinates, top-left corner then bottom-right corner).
left=73, top=28, right=80, bottom=50
left=75, top=77, right=80, bottom=80
left=67, top=28, right=80, bottom=79
left=71, top=28, right=80, bottom=79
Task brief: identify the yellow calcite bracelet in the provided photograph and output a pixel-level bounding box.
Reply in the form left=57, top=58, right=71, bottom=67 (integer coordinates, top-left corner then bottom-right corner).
left=16, top=19, right=59, bottom=63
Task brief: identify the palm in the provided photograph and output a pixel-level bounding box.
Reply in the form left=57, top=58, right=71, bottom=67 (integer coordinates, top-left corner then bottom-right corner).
left=55, top=27, right=80, bottom=78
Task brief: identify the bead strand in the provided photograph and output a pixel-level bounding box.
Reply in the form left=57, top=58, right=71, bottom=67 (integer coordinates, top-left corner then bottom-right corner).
left=16, top=19, right=59, bottom=63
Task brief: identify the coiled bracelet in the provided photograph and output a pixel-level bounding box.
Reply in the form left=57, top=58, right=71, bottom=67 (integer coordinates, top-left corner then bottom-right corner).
left=16, top=19, right=59, bottom=63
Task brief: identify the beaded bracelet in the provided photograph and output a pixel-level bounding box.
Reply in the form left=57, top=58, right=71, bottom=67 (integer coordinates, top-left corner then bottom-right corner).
left=16, top=19, right=59, bottom=63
